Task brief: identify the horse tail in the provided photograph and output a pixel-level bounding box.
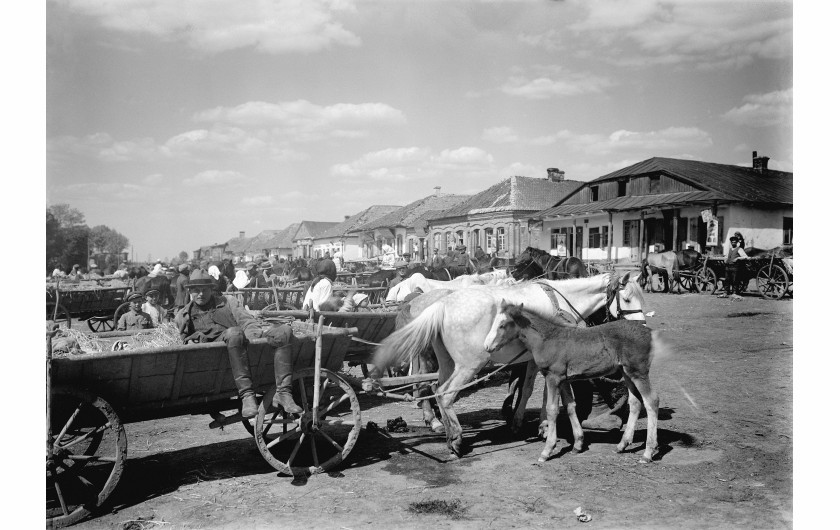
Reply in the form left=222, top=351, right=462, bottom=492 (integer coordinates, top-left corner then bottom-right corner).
left=373, top=301, right=446, bottom=373
left=649, top=329, right=673, bottom=366
left=637, top=259, right=649, bottom=288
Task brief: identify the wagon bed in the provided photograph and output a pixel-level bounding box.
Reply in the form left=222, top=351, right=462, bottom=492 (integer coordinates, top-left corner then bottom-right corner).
left=47, top=282, right=132, bottom=332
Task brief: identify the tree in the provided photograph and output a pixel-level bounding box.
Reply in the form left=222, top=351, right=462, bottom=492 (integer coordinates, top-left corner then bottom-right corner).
left=46, top=211, right=64, bottom=273
left=89, top=225, right=130, bottom=270
left=48, top=204, right=86, bottom=228
left=178, top=251, right=189, bottom=263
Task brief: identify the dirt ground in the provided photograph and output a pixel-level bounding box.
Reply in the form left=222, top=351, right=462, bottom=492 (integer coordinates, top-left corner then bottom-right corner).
left=64, top=290, right=793, bottom=530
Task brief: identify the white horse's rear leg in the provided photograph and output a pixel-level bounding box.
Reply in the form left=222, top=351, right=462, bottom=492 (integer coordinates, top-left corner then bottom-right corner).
left=539, top=373, right=562, bottom=462
left=437, top=364, right=483, bottom=457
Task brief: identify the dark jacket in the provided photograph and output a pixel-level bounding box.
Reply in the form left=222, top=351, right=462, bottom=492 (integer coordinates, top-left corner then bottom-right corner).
left=174, top=295, right=262, bottom=342
left=174, top=271, right=190, bottom=307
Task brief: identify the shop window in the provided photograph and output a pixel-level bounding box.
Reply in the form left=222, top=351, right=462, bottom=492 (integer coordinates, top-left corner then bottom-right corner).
left=623, top=220, right=640, bottom=246
left=783, top=217, right=793, bottom=245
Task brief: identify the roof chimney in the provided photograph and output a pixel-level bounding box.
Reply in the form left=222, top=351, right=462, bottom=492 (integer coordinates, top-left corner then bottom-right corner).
left=547, top=168, right=565, bottom=182
left=433, top=186, right=441, bottom=196
left=752, top=151, right=770, bottom=173
left=239, top=231, right=245, bottom=238
left=344, top=215, right=350, bottom=221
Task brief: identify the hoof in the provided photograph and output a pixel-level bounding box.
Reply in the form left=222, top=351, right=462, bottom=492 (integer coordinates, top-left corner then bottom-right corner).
left=537, top=456, right=548, bottom=463
left=639, top=456, right=653, bottom=464
left=430, top=419, right=445, bottom=433
left=615, top=443, right=627, bottom=453
left=572, top=447, right=583, bottom=454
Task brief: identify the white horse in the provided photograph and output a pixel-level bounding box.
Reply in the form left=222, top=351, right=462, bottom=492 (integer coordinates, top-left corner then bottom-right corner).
left=373, top=272, right=646, bottom=457
left=385, top=270, right=515, bottom=302
left=485, top=301, right=664, bottom=463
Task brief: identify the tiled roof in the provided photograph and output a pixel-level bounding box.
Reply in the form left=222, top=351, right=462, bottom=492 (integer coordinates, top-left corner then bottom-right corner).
left=317, top=205, right=402, bottom=239
left=589, top=157, right=792, bottom=204
left=539, top=191, right=727, bottom=217
left=225, top=236, right=254, bottom=253
left=293, top=221, right=341, bottom=240
left=431, top=176, right=584, bottom=219
left=350, top=194, right=470, bottom=232
left=258, top=223, right=300, bottom=250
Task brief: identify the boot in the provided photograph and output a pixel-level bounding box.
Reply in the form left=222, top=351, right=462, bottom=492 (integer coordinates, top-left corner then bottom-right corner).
left=272, top=345, right=303, bottom=414
left=228, top=342, right=258, bottom=419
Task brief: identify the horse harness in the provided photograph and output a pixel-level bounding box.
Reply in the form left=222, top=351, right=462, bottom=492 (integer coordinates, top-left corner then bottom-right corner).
left=535, top=277, right=646, bottom=326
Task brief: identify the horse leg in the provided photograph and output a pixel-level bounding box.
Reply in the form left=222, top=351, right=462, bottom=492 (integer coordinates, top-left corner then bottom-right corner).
left=538, top=372, right=562, bottom=462
left=625, top=375, right=659, bottom=463
left=616, top=374, right=644, bottom=454
left=418, top=352, right=443, bottom=432
left=502, top=364, right=524, bottom=426
left=510, top=360, right=539, bottom=435
left=560, top=381, right=585, bottom=453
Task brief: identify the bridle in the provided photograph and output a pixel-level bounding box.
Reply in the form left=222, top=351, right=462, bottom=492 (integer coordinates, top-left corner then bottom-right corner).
left=602, top=276, right=646, bottom=324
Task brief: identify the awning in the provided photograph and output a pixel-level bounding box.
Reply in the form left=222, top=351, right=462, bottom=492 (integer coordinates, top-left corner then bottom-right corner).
left=540, top=191, right=727, bottom=218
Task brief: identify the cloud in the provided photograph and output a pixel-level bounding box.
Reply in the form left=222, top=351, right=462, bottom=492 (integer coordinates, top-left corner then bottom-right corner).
left=482, top=127, right=520, bottom=144
left=48, top=133, right=161, bottom=162
left=501, top=73, right=611, bottom=99
left=722, top=88, right=792, bottom=128
left=59, top=0, right=361, bottom=54
left=330, top=146, right=495, bottom=183
left=523, top=0, right=792, bottom=71
left=193, top=100, right=406, bottom=141
left=142, top=173, right=164, bottom=185
left=241, top=196, right=275, bottom=206
left=183, top=169, right=247, bottom=186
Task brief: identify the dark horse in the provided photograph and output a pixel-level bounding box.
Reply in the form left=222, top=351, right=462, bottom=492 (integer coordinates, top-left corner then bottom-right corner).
left=638, top=249, right=701, bottom=293
left=470, top=255, right=516, bottom=274
left=511, top=247, right=589, bottom=281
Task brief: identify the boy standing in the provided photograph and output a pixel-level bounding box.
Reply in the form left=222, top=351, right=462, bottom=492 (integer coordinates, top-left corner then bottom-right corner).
left=142, top=289, right=166, bottom=326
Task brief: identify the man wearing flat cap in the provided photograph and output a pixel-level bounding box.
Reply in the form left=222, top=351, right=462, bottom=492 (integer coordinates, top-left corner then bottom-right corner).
left=450, top=244, right=470, bottom=276
left=388, top=259, right=410, bottom=295
left=719, top=232, right=748, bottom=298
left=174, top=270, right=303, bottom=417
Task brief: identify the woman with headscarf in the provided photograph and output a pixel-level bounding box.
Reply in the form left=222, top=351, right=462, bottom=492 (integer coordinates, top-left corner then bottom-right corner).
left=207, top=264, right=228, bottom=295
left=302, top=259, right=337, bottom=311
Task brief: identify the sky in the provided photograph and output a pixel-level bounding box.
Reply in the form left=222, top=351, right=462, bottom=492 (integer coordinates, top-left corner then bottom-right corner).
left=45, top=0, right=793, bottom=262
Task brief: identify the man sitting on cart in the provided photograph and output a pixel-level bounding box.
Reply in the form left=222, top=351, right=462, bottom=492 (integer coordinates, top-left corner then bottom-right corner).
left=174, top=270, right=303, bottom=418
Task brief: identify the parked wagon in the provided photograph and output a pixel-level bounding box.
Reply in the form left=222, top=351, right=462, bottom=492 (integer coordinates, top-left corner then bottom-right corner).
left=46, top=313, right=433, bottom=527
left=47, top=281, right=133, bottom=332
left=698, top=246, right=793, bottom=299
left=226, top=285, right=390, bottom=311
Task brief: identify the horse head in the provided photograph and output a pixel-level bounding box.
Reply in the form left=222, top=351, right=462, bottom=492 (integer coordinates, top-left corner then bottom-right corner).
left=606, top=272, right=647, bottom=323
left=484, top=300, right=529, bottom=353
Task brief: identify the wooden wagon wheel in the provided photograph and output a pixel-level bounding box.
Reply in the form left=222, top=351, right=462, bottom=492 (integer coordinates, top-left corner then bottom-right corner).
left=47, top=303, right=72, bottom=329
left=756, top=264, right=789, bottom=300
left=86, top=316, right=115, bottom=333
left=676, top=271, right=695, bottom=292
left=47, top=386, right=127, bottom=528
left=696, top=267, right=718, bottom=294
left=112, top=302, right=130, bottom=330
left=253, top=368, right=361, bottom=476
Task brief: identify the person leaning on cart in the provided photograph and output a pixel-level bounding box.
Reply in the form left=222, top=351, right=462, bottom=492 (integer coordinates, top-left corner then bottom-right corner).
left=174, top=270, right=303, bottom=418
left=719, top=231, right=748, bottom=299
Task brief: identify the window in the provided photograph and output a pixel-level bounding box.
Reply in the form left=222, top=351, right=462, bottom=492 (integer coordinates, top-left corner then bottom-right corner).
left=550, top=228, right=562, bottom=249
left=602, top=225, right=609, bottom=249
left=433, top=232, right=442, bottom=251
left=588, top=226, right=608, bottom=249
left=485, top=228, right=494, bottom=249
left=649, top=175, right=660, bottom=194
left=618, top=180, right=627, bottom=197
left=455, top=230, right=464, bottom=247
left=623, top=220, right=640, bottom=246
left=497, top=227, right=506, bottom=251
left=783, top=217, right=793, bottom=245
left=445, top=232, right=452, bottom=249
left=590, top=186, right=599, bottom=202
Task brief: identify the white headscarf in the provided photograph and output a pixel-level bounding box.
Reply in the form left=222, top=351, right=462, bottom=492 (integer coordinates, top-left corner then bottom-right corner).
left=233, top=270, right=250, bottom=289
left=148, top=264, right=163, bottom=277
left=208, top=265, right=221, bottom=280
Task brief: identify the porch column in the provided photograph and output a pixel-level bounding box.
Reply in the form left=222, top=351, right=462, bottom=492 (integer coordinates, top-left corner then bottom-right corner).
left=608, top=212, right=614, bottom=261
left=672, top=209, right=680, bottom=251
left=639, top=212, right=646, bottom=262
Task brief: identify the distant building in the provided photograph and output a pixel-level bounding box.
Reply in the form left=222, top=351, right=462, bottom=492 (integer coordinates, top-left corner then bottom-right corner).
left=311, top=205, right=402, bottom=261
left=427, top=171, right=582, bottom=258
left=292, top=221, right=341, bottom=259
left=530, top=153, right=793, bottom=262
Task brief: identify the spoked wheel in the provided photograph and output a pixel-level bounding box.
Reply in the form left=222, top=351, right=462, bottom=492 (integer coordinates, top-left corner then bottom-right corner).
left=697, top=267, right=718, bottom=294
left=756, top=264, right=789, bottom=300
left=47, top=387, right=127, bottom=528
left=112, top=303, right=130, bottom=330
left=253, top=368, right=361, bottom=476
left=47, top=303, right=72, bottom=329
left=86, top=317, right=115, bottom=333
left=676, top=273, right=694, bottom=293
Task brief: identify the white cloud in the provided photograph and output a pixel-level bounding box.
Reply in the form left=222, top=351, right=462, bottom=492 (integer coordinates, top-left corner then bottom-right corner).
left=60, top=0, right=361, bottom=54
left=501, top=73, right=611, bottom=99
left=142, top=173, right=164, bottom=185
left=482, top=127, right=520, bottom=143
left=48, top=133, right=161, bottom=162
left=722, top=88, right=792, bottom=128
left=330, top=147, right=430, bottom=178
left=330, top=146, right=495, bottom=183
left=242, top=196, right=275, bottom=206
left=183, top=169, right=247, bottom=186
left=432, top=147, right=494, bottom=167
left=193, top=100, right=405, bottom=141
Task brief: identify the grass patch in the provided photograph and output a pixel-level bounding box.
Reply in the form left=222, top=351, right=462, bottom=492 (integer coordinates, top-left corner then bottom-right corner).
left=408, top=499, right=465, bottom=519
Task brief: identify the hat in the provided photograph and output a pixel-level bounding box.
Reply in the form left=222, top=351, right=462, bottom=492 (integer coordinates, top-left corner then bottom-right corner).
left=433, top=248, right=439, bottom=252
left=178, top=263, right=189, bottom=272
left=395, top=259, right=409, bottom=268
left=145, top=289, right=160, bottom=298
left=455, top=244, right=466, bottom=251
left=259, top=261, right=273, bottom=270
left=733, top=231, right=744, bottom=240
left=127, top=292, right=143, bottom=302
left=186, top=269, right=215, bottom=288
left=246, top=262, right=258, bottom=270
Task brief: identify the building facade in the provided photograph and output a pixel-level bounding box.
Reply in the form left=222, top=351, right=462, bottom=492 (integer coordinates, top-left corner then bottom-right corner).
left=310, top=205, right=401, bottom=261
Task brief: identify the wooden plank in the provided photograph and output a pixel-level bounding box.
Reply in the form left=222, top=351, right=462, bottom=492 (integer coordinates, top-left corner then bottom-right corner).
left=169, top=350, right=187, bottom=401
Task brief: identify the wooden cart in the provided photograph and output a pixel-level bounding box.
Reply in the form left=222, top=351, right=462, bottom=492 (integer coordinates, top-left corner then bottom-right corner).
left=46, top=314, right=431, bottom=527
left=226, top=285, right=389, bottom=311
left=699, top=246, right=793, bottom=299
left=47, top=282, right=132, bottom=332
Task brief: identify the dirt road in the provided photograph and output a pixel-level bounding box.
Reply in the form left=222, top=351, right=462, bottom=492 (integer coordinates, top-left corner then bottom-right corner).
left=68, top=291, right=793, bottom=529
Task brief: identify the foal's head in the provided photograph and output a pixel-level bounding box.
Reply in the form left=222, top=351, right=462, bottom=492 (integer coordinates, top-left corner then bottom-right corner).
left=484, top=300, right=532, bottom=353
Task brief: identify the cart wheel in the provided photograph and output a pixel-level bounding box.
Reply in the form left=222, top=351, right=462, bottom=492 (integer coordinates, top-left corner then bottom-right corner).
left=697, top=267, right=718, bottom=294
left=47, top=303, right=72, bottom=329
left=253, top=368, right=361, bottom=476
left=47, top=386, right=127, bottom=528
left=756, top=264, right=789, bottom=300
left=676, top=272, right=694, bottom=292
left=113, top=303, right=130, bottom=330
left=86, top=317, right=115, bottom=333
